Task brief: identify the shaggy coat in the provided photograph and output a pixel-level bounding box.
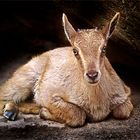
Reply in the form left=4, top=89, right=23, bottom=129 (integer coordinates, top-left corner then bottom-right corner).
left=0, top=13, right=133, bottom=127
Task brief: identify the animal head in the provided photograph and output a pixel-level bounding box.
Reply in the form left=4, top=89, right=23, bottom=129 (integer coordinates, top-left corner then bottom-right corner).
left=62, top=13, right=120, bottom=84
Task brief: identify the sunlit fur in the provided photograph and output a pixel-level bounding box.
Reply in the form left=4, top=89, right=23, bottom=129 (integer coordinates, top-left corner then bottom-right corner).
left=0, top=13, right=133, bottom=127
left=73, top=29, right=105, bottom=84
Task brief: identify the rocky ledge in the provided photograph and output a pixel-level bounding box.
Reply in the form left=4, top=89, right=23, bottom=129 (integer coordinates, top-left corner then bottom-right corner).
left=0, top=87, right=139, bottom=140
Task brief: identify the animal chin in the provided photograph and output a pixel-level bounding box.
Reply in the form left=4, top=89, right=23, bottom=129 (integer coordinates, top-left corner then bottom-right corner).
left=86, top=77, right=100, bottom=85
left=88, top=80, right=99, bottom=85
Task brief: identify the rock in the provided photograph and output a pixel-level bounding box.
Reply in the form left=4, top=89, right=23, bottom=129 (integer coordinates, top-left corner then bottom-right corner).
left=0, top=88, right=140, bottom=140
left=0, top=1, right=140, bottom=68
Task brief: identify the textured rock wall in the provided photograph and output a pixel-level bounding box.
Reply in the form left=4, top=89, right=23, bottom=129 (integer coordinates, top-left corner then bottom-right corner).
left=0, top=1, right=139, bottom=68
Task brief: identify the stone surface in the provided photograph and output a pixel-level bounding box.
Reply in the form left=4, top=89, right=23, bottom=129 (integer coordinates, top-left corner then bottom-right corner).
left=0, top=88, right=140, bottom=140
left=0, top=1, right=140, bottom=68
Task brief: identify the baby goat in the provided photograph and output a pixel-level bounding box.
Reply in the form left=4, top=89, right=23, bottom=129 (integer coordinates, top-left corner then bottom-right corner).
left=0, top=13, right=133, bottom=127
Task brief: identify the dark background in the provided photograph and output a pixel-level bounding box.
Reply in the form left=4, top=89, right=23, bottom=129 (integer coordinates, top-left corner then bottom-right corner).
left=0, top=0, right=139, bottom=88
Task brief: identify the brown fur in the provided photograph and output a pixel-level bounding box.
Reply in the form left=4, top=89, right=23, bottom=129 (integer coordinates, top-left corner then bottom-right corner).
left=0, top=13, right=133, bottom=127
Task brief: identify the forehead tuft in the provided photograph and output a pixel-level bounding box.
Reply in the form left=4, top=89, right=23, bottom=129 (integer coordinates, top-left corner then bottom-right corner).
left=75, top=29, right=104, bottom=46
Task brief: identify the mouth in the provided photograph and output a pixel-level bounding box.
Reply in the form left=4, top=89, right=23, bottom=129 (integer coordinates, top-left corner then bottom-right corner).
left=85, top=76, right=100, bottom=84
left=87, top=79, right=100, bottom=84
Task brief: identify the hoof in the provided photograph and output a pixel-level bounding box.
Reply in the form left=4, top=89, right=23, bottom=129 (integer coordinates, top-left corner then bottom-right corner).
left=3, top=102, right=19, bottom=121
left=3, top=110, right=18, bottom=121
left=39, top=108, right=52, bottom=120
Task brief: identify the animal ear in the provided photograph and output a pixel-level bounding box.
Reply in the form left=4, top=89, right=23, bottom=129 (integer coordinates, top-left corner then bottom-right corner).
left=62, top=13, right=77, bottom=43
left=102, top=12, right=120, bottom=40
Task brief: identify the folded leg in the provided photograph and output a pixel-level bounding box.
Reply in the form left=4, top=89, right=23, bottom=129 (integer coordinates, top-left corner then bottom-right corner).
left=113, top=98, right=133, bottom=119
left=40, top=96, right=86, bottom=127
left=1, top=101, right=40, bottom=121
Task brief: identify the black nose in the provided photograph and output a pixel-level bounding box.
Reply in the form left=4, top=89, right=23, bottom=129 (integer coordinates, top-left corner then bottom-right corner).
left=86, top=71, right=98, bottom=81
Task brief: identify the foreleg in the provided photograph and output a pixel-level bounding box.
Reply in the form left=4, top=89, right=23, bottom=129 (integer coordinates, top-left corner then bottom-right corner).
left=40, top=96, right=86, bottom=127
left=0, top=101, right=40, bottom=120
left=113, top=98, right=133, bottom=119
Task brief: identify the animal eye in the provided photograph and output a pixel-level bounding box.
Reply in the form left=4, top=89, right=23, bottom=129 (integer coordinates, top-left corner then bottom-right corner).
left=101, top=47, right=106, bottom=54
left=73, top=48, right=79, bottom=56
